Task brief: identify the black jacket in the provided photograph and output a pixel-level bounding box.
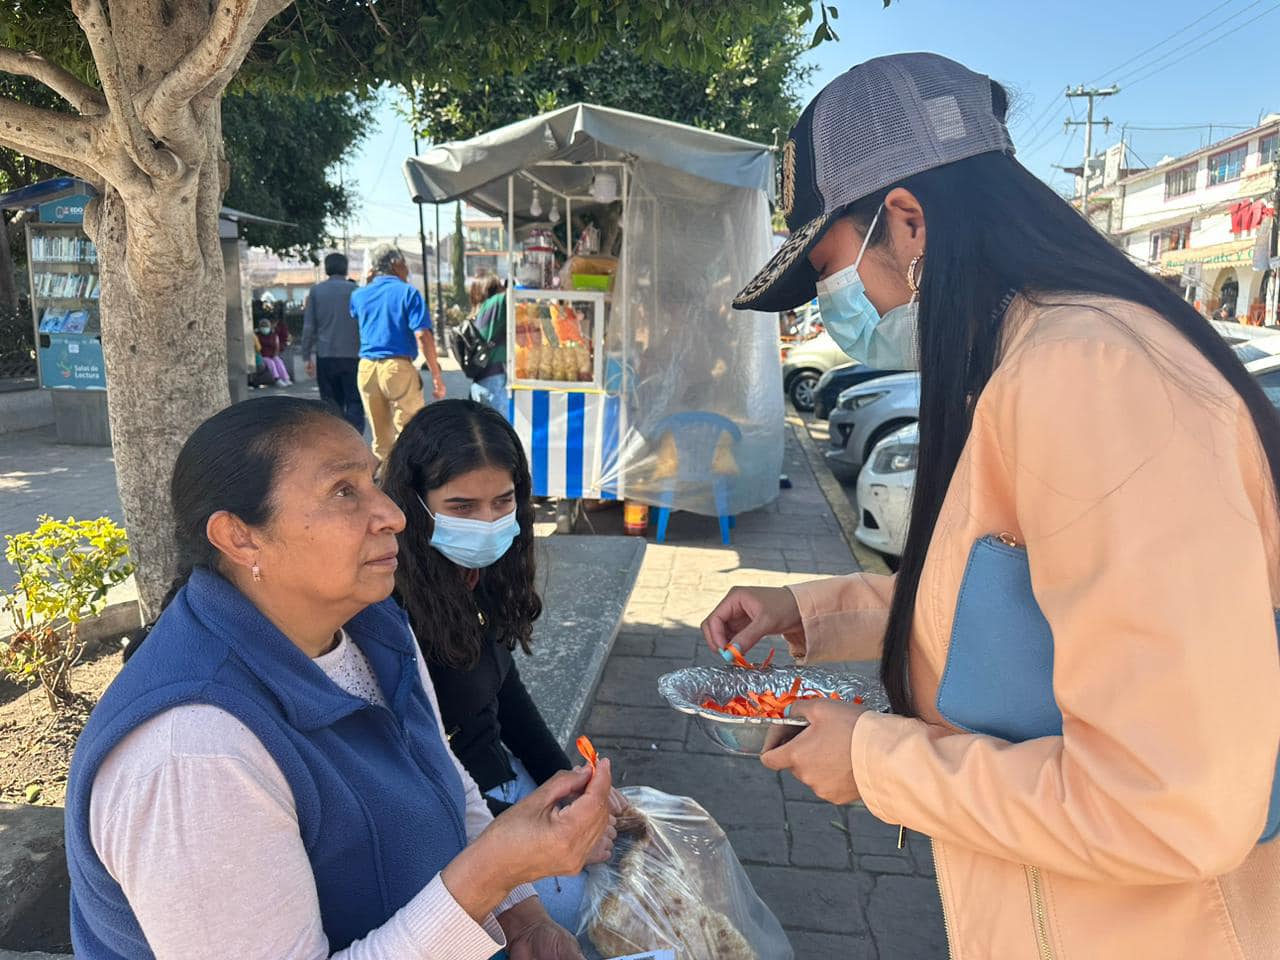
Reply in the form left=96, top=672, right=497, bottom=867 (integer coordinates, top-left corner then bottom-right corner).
left=426, top=627, right=571, bottom=815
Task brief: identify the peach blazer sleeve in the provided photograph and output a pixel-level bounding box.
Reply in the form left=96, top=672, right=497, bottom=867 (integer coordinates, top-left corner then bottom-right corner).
left=850, top=334, right=1280, bottom=885
left=787, top=573, right=896, bottom=663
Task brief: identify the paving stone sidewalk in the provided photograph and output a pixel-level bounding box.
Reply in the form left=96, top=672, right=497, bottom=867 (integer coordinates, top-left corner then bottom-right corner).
left=579, top=430, right=948, bottom=959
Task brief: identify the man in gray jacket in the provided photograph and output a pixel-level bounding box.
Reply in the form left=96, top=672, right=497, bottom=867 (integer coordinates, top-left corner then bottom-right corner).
left=301, top=253, right=363, bottom=433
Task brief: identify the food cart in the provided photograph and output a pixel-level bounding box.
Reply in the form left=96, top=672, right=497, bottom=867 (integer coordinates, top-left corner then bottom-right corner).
left=403, top=104, right=784, bottom=531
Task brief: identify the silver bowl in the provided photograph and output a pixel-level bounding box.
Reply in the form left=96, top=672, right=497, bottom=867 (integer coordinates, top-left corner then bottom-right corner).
left=657, top=664, right=888, bottom=756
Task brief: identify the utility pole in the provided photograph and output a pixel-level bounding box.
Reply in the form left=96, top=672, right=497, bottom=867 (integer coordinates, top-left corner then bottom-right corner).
left=1064, top=84, right=1120, bottom=228
left=406, top=84, right=444, bottom=350
left=340, top=161, right=350, bottom=262
left=435, top=204, right=444, bottom=336
left=1268, top=154, right=1279, bottom=325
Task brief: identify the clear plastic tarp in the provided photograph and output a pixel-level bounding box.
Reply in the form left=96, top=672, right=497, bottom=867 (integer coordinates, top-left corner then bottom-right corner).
left=597, top=160, right=783, bottom=516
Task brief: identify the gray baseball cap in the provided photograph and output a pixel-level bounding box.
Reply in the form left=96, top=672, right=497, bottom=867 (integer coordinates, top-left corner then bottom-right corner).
left=734, top=53, right=1015, bottom=313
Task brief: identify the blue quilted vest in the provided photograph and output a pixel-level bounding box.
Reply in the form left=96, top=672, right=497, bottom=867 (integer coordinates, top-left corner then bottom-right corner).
left=65, top=568, right=469, bottom=958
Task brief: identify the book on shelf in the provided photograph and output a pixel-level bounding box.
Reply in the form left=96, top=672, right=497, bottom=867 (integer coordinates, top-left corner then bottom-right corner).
left=31, top=232, right=98, bottom=263
left=63, top=310, right=89, bottom=333
left=35, top=270, right=99, bottom=299
left=39, top=307, right=68, bottom=333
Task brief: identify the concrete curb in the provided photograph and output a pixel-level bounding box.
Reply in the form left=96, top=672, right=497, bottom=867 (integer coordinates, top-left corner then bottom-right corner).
left=525, top=535, right=646, bottom=748
left=1, top=597, right=140, bottom=667
left=786, top=416, right=890, bottom=576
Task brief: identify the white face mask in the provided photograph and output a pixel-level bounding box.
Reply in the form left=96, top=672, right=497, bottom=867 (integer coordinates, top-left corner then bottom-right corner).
left=814, top=205, right=921, bottom=371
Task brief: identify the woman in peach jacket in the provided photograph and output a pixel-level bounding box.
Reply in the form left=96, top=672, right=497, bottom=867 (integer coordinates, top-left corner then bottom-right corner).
left=709, top=53, right=1280, bottom=959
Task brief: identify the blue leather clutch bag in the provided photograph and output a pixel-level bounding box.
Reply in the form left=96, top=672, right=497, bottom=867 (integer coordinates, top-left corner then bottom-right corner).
left=935, top=534, right=1280, bottom=843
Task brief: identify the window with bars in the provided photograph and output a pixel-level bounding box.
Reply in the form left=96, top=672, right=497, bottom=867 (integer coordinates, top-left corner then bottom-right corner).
left=1208, top=145, right=1247, bottom=185
left=1166, top=223, right=1192, bottom=251
left=1165, top=163, right=1197, bottom=199
left=1261, top=133, right=1279, bottom=167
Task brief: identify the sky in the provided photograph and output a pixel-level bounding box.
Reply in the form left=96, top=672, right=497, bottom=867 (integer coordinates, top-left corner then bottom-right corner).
left=343, top=0, right=1280, bottom=239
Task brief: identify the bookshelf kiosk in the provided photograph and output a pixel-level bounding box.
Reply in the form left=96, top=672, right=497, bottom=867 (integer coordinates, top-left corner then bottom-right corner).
left=27, top=199, right=109, bottom=444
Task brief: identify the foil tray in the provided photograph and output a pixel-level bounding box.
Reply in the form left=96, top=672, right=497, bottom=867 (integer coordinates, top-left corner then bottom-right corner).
left=657, top=664, right=889, bottom=756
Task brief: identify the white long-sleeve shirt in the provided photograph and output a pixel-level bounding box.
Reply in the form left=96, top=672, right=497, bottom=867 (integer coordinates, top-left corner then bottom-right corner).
left=89, top=632, right=537, bottom=959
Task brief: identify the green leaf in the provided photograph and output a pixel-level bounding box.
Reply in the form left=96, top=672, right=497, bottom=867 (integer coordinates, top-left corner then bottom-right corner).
left=25, top=783, right=42, bottom=803
left=827, top=5, right=839, bottom=18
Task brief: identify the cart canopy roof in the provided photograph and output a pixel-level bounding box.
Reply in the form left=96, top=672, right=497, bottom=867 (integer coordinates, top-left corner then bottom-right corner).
left=402, top=102, right=775, bottom=216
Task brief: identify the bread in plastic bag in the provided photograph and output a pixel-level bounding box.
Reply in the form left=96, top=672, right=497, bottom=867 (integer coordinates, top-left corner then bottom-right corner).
left=578, top=786, right=793, bottom=960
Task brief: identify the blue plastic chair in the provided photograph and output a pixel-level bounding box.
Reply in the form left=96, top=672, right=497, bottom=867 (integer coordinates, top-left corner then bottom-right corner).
left=649, top=411, right=742, bottom=545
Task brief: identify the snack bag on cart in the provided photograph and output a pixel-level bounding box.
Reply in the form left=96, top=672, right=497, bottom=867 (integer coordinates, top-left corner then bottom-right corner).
left=579, top=786, right=793, bottom=960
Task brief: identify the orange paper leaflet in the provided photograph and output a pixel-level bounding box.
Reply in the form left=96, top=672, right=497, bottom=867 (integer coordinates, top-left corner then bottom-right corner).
left=701, top=677, right=845, bottom=720
left=576, top=735, right=598, bottom=770
left=726, top=643, right=777, bottom=670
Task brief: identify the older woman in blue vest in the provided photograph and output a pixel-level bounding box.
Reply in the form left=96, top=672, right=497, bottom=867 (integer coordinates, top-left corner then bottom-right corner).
left=65, top=396, right=613, bottom=960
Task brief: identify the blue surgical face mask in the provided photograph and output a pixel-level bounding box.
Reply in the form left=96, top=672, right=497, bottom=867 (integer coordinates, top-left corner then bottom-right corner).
left=815, top=205, right=921, bottom=371
left=417, top=494, right=519, bottom=569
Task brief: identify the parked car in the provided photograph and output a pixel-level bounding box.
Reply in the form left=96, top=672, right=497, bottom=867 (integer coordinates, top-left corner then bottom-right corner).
left=781, top=330, right=850, bottom=412
left=849, top=348, right=1280, bottom=563
left=1211, top=319, right=1279, bottom=344
left=856, top=422, right=917, bottom=558
left=813, top=362, right=906, bottom=420
left=826, top=372, right=919, bottom=475
left=1231, top=333, right=1280, bottom=364
left=1248, top=353, right=1280, bottom=409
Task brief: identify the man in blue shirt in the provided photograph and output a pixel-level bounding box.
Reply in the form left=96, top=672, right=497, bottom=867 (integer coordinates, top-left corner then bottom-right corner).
left=349, top=245, right=445, bottom=461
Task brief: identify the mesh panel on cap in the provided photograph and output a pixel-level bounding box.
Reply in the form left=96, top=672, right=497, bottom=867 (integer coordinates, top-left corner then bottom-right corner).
left=812, top=53, right=1012, bottom=213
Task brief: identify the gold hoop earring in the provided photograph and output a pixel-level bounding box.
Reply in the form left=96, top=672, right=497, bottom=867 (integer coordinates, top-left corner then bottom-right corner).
left=907, top=254, right=924, bottom=294
left=251, top=562, right=262, bottom=583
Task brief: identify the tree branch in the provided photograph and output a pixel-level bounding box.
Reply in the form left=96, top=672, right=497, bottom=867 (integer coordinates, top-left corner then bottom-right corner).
left=0, top=110, right=101, bottom=190
left=70, top=0, right=181, bottom=180
left=0, top=50, right=107, bottom=116
left=200, top=0, right=297, bottom=100
left=147, top=0, right=264, bottom=124
left=0, top=96, right=98, bottom=170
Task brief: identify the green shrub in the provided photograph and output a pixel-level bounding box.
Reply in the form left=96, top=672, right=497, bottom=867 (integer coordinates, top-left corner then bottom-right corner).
left=1, top=516, right=134, bottom=712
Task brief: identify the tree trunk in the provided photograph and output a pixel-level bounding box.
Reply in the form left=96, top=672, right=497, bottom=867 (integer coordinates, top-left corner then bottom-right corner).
left=84, top=131, right=231, bottom=617
left=0, top=214, right=19, bottom=317
left=0, top=0, right=294, bottom=614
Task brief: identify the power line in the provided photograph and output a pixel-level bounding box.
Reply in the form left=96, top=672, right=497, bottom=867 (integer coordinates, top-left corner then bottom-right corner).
left=1026, top=96, right=1083, bottom=158
left=1123, top=123, right=1253, bottom=132
left=1118, top=0, right=1277, bottom=90
left=1024, top=97, right=1080, bottom=157
left=1015, top=86, right=1069, bottom=149
left=1085, top=0, right=1243, bottom=85
left=1054, top=126, right=1081, bottom=167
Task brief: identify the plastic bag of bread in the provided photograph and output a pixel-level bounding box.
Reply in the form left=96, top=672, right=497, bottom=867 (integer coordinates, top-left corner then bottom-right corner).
left=578, top=786, right=793, bottom=960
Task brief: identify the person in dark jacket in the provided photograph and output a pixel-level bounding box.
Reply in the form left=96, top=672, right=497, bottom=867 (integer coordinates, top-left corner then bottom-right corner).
left=302, top=253, right=364, bottom=432
left=382, top=399, right=628, bottom=934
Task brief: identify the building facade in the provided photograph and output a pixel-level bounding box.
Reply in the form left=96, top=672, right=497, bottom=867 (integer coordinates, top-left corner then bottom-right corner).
left=1105, top=117, right=1279, bottom=325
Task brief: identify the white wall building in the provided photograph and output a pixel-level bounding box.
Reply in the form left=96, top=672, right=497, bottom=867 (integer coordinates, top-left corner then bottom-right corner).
left=1107, top=117, right=1279, bottom=324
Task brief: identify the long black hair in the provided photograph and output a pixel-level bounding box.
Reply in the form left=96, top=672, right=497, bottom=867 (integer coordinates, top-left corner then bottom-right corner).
left=124, top=397, right=347, bottom=661
left=380, top=399, right=541, bottom=670
left=860, top=82, right=1280, bottom=716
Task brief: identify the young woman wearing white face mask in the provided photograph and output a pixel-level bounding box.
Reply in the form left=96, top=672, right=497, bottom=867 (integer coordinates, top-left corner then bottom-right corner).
left=381, top=400, right=626, bottom=946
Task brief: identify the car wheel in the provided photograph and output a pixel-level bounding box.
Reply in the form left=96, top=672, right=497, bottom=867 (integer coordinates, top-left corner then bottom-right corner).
left=788, top=370, right=820, bottom=412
